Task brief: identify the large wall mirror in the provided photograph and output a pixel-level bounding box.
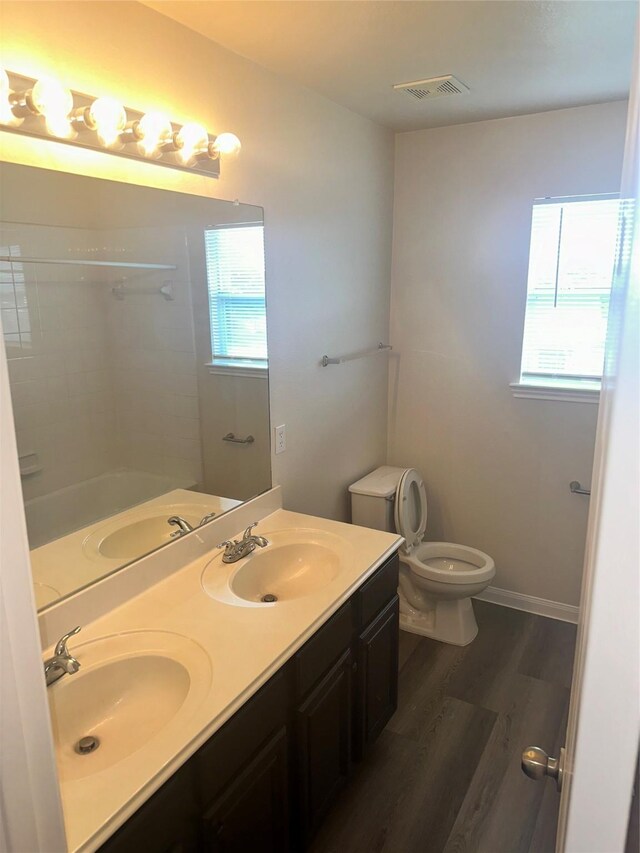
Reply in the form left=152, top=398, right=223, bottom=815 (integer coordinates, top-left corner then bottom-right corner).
left=0, top=163, right=271, bottom=610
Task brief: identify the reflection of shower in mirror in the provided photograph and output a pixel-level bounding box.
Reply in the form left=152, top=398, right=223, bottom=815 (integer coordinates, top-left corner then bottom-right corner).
left=0, top=163, right=271, bottom=610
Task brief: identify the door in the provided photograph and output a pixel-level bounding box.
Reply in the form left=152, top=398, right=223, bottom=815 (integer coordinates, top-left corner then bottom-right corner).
left=523, top=59, right=639, bottom=852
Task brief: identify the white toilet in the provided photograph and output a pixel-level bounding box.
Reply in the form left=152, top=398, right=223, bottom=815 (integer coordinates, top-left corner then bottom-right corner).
left=349, top=466, right=495, bottom=646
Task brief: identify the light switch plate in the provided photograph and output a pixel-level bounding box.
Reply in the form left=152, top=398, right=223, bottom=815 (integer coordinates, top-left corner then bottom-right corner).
left=275, top=424, right=286, bottom=454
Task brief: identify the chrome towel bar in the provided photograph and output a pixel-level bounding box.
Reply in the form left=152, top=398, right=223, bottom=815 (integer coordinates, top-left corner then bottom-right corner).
left=223, top=432, right=254, bottom=444
left=321, top=342, right=392, bottom=367
left=570, top=481, right=591, bottom=496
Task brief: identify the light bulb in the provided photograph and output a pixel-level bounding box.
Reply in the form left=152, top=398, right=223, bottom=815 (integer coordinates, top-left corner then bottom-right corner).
left=176, top=122, right=208, bottom=163
left=89, top=96, right=126, bottom=146
left=30, top=78, right=73, bottom=117
left=137, top=111, right=172, bottom=157
left=0, top=68, right=9, bottom=98
left=29, top=77, right=74, bottom=137
left=212, top=132, right=241, bottom=159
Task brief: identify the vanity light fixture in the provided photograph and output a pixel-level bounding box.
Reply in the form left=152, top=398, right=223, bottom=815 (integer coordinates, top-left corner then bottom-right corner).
left=0, top=69, right=241, bottom=177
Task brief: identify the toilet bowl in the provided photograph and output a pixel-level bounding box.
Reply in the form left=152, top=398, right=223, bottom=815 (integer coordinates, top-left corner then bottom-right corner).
left=349, top=466, right=495, bottom=646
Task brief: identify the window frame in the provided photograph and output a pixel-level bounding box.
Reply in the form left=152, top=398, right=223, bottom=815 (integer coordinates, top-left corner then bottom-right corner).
left=512, top=192, right=620, bottom=403
left=204, top=221, right=268, bottom=378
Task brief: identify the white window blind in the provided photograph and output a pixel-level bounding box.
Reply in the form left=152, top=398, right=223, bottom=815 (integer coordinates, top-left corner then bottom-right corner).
left=204, top=223, right=267, bottom=367
left=520, top=195, right=621, bottom=390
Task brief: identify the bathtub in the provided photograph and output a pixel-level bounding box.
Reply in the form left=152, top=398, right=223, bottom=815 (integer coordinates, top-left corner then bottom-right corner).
left=24, top=469, right=196, bottom=549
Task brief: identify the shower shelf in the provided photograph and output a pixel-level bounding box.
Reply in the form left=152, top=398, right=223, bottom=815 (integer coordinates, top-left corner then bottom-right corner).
left=0, top=255, right=177, bottom=271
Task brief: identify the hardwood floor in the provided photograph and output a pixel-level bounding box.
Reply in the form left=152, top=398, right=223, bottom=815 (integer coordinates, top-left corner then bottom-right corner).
left=311, top=601, right=577, bottom=853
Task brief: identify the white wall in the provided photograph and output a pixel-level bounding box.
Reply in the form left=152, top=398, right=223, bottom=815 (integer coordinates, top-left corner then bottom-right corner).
left=0, top=0, right=394, bottom=522
left=389, top=101, right=629, bottom=606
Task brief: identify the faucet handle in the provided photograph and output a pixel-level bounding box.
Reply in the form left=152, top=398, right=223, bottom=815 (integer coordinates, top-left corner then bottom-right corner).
left=199, top=512, right=217, bottom=527
left=216, top=539, right=234, bottom=550
left=243, top=522, right=259, bottom=539
left=54, top=626, right=81, bottom=657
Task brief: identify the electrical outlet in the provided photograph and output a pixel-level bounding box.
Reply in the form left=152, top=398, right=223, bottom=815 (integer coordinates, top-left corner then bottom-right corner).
left=275, top=424, right=286, bottom=454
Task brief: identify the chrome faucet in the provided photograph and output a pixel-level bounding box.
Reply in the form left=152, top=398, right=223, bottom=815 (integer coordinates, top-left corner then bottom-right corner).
left=168, top=512, right=218, bottom=539
left=168, top=515, right=194, bottom=536
left=44, top=626, right=81, bottom=687
left=217, top=523, right=269, bottom=563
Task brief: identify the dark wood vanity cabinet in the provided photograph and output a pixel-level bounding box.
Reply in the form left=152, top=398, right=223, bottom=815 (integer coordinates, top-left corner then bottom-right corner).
left=99, top=552, right=399, bottom=853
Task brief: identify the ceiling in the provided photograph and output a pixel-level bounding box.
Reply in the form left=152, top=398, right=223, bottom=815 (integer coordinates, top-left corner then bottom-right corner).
left=143, top=0, right=637, bottom=132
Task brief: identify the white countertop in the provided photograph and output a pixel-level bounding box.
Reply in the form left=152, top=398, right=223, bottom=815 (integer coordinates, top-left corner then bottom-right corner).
left=52, top=508, right=401, bottom=852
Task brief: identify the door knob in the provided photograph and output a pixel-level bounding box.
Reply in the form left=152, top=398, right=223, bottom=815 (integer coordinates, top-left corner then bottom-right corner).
left=521, top=746, right=565, bottom=791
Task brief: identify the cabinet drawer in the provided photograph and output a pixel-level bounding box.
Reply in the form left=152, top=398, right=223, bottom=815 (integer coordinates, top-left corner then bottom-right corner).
left=295, top=601, right=352, bottom=699
left=356, top=552, right=399, bottom=628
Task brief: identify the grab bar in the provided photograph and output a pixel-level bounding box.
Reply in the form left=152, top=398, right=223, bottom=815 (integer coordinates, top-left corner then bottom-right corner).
left=570, top=481, right=591, bottom=496
left=223, top=432, right=254, bottom=444
left=321, top=342, right=392, bottom=367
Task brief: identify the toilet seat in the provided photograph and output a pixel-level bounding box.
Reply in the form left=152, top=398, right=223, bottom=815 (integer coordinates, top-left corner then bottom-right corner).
left=394, top=468, right=427, bottom=552
left=393, top=469, right=493, bottom=584
left=405, top=541, right=495, bottom=585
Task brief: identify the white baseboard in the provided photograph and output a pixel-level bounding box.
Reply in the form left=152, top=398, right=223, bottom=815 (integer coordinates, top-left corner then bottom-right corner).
left=474, top=585, right=579, bottom=624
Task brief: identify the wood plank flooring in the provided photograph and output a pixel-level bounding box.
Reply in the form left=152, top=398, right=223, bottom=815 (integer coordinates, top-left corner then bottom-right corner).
left=311, top=601, right=577, bottom=853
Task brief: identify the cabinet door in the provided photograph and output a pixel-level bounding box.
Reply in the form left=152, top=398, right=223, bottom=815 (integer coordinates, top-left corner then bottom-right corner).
left=98, top=765, right=199, bottom=853
left=296, top=648, right=352, bottom=845
left=355, top=595, right=399, bottom=759
left=201, top=726, right=289, bottom=853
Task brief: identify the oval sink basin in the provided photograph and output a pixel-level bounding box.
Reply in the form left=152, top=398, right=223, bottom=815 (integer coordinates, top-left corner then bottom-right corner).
left=202, top=529, right=355, bottom=606
left=47, top=631, right=211, bottom=781
left=232, top=543, right=340, bottom=601
left=83, top=503, right=217, bottom=561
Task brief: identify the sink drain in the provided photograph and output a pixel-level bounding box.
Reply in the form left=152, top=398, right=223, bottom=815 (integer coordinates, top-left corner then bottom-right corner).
left=261, top=593, right=278, bottom=603
left=75, top=735, right=100, bottom=755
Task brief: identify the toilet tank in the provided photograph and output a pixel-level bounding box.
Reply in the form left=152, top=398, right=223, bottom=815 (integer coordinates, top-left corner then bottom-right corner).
left=349, top=466, right=406, bottom=532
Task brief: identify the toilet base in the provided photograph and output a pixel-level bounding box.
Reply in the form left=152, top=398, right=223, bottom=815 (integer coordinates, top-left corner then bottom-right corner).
left=398, top=588, right=479, bottom=646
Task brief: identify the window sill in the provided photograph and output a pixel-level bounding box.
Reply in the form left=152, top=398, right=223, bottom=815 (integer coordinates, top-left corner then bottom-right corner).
left=510, top=382, right=600, bottom=404
left=206, top=360, right=268, bottom=379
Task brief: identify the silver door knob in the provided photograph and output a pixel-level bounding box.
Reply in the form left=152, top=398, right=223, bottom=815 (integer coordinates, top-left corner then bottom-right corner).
left=521, top=746, right=565, bottom=791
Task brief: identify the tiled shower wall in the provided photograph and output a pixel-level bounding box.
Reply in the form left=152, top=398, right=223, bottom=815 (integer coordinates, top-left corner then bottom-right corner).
left=103, top=225, right=202, bottom=486
left=1, top=224, right=118, bottom=502
left=1, top=222, right=203, bottom=504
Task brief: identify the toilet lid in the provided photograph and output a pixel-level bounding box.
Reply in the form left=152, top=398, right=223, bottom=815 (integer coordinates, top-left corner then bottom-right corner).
left=394, top=468, right=427, bottom=550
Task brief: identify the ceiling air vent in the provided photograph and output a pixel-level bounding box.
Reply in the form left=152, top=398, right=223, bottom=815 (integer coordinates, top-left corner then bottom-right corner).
left=393, top=75, right=469, bottom=101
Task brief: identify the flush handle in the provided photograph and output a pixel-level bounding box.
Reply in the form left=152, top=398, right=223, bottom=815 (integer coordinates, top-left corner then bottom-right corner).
left=521, top=746, right=565, bottom=791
